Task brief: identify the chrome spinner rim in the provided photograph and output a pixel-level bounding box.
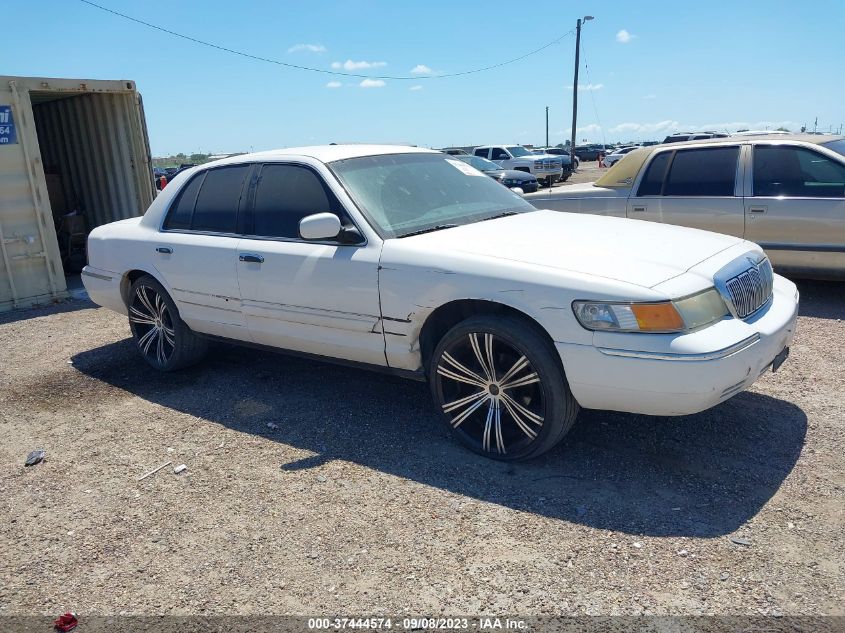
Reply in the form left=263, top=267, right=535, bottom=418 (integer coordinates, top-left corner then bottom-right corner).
left=436, top=332, right=546, bottom=455
left=129, top=285, right=175, bottom=366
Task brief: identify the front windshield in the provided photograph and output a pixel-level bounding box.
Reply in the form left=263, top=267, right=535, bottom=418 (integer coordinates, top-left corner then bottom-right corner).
left=506, top=146, right=533, bottom=157
left=822, top=139, right=845, bottom=158
left=330, top=153, right=535, bottom=238
left=459, top=155, right=501, bottom=171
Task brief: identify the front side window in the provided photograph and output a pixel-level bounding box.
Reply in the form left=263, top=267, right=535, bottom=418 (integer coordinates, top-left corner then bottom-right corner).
left=663, top=147, right=739, bottom=196
left=330, top=153, right=534, bottom=238
left=753, top=145, right=845, bottom=198
left=491, top=147, right=510, bottom=160
left=191, top=165, right=250, bottom=233
left=249, top=164, right=341, bottom=239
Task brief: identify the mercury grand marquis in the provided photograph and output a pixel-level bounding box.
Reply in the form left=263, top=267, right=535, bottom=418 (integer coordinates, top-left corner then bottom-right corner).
left=82, top=145, right=799, bottom=460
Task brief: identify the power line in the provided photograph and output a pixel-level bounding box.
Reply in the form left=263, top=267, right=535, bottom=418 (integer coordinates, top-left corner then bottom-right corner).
left=581, top=49, right=607, bottom=148
left=78, top=0, right=575, bottom=81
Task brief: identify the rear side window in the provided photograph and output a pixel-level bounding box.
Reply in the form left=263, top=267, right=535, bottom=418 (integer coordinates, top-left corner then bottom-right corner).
left=250, top=164, right=340, bottom=239
left=636, top=152, right=671, bottom=196
left=753, top=145, right=845, bottom=198
left=163, top=173, right=205, bottom=230
left=474, top=148, right=489, bottom=158
left=191, top=165, right=250, bottom=232
left=663, top=147, right=739, bottom=196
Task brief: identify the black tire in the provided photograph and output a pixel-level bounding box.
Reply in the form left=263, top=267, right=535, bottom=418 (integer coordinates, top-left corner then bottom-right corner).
left=429, top=314, right=579, bottom=461
left=127, top=275, right=208, bottom=371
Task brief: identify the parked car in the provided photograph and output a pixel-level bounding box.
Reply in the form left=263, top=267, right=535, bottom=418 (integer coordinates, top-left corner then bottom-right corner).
left=525, top=134, right=845, bottom=277
left=663, top=132, right=729, bottom=144
left=83, top=145, right=798, bottom=461
left=454, top=155, right=539, bottom=193
left=603, top=146, right=641, bottom=167
left=574, top=144, right=607, bottom=161
left=533, top=147, right=579, bottom=171
left=473, top=145, right=566, bottom=186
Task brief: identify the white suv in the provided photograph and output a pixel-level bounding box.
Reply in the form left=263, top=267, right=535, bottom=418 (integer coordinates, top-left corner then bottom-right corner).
left=474, top=145, right=563, bottom=185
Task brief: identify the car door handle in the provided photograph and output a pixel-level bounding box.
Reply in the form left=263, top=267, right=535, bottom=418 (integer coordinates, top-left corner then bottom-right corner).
left=631, top=206, right=647, bottom=212
left=239, top=253, right=264, bottom=263
left=155, top=246, right=173, bottom=254
left=749, top=206, right=767, bottom=214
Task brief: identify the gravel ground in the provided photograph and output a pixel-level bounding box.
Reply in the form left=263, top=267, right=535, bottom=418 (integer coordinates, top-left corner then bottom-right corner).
left=0, top=277, right=843, bottom=618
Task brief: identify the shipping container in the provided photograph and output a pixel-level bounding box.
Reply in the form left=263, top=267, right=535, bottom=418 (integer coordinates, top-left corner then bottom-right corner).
left=0, top=75, right=155, bottom=311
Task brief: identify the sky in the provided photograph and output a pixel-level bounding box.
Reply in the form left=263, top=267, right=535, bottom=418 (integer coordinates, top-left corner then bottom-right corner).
left=4, top=0, right=844, bottom=155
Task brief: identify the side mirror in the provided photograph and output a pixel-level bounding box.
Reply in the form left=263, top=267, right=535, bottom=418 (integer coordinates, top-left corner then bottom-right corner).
left=299, top=213, right=341, bottom=240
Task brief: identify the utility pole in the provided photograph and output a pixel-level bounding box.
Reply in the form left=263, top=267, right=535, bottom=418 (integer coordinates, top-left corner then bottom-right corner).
left=545, top=106, right=549, bottom=148
left=570, top=16, right=593, bottom=166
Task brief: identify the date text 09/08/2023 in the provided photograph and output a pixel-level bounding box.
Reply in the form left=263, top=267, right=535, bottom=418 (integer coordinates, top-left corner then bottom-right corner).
left=308, top=617, right=528, bottom=630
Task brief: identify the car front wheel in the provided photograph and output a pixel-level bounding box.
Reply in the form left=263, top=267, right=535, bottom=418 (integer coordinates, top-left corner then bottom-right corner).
left=128, top=275, right=208, bottom=371
left=429, top=315, right=579, bottom=460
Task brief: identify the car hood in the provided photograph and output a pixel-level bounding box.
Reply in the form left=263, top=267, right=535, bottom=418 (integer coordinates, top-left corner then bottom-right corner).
left=398, top=210, right=744, bottom=288
left=525, top=181, right=627, bottom=200
left=498, top=169, right=537, bottom=181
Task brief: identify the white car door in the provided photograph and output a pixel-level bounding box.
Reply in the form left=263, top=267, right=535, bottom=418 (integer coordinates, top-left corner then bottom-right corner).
left=235, top=162, right=385, bottom=365
left=627, top=145, right=745, bottom=238
left=154, top=165, right=249, bottom=340
left=490, top=146, right=512, bottom=169
left=744, top=143, right=845, bottom=275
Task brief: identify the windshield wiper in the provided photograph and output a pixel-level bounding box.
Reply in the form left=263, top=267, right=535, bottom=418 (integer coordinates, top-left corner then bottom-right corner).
left=478, top=211, right=519, bottom=222
left=398, top=224, right=458, bottom=238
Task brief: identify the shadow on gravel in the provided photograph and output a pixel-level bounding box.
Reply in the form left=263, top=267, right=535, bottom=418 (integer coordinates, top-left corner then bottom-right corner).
left=73, top=338, right=807, bottom=538
left=0, top=298, right=96, bottom=326
left=794, top=279, right=845, bottom=320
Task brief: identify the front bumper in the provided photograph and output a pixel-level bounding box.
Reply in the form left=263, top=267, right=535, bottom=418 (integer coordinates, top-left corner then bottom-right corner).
left=557, top=275, right=799, bottom=416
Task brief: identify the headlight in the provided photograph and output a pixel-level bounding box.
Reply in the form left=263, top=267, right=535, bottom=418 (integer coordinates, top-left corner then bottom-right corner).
left=502, top=178, right=519, bottom=185
left=572, top=289, right=727, bottom=333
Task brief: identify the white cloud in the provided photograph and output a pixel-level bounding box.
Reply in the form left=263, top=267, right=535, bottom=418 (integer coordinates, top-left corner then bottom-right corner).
left=359, top=79, right=386, bottom=88
left=566, top=83, right=604, bottom=91
left=288, top=43, right=326, bottom=53
left=409, top=85, right=423, bottom=91
left=331, top=60, right=387, bottom=71
left=410, top=64, right=433, bottom=75
left=641, top=94, right=657, bottom=100
left=326, top=81, right=342, bottom=89
left=616, top=29, right=635, bottom=43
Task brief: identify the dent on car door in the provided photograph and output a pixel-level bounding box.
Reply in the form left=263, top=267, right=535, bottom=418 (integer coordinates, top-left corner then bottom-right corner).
left=235, top=162, right=384, bottom=364
left=154, top=165, right=249, bottom=340
left=628, top=146, right=744, bottom=237
left=744, top=144, right=845, bottom=274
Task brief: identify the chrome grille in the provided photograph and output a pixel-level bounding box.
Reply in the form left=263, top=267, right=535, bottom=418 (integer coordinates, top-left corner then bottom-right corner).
left=723, top=257, right=774, bottom=319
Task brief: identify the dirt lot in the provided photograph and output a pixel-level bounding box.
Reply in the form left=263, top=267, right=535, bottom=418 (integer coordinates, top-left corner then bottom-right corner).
left=1, top=278, right=843, bottom=618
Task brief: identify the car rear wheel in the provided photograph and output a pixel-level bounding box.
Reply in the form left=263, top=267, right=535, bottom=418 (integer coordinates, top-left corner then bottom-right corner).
left=128, top=275, right=208, bottom=371
left=429, top=315, right=579, bottom=461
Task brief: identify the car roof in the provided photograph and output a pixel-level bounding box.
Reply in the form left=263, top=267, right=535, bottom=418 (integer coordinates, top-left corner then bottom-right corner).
left=656, top=133, right=842, bottom=148
left=195, top=144, right=438, bottom=168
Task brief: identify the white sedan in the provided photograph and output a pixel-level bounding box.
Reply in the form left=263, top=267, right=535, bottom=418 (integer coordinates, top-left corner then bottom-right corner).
left=603, top=146, right=640, bottom=166
left=83, top=145, right=799, bottom=461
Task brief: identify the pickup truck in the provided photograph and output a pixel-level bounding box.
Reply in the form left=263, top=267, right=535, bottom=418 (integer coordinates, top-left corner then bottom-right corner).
left=473, top=145, right=566, bottom=186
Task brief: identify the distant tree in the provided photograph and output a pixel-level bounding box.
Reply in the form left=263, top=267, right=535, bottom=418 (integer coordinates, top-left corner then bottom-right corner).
left=775, top=126, right=791, bottom=132
left=189, top=153, right=209, bottom=163
left=176, top=152, right=186, bottom=160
